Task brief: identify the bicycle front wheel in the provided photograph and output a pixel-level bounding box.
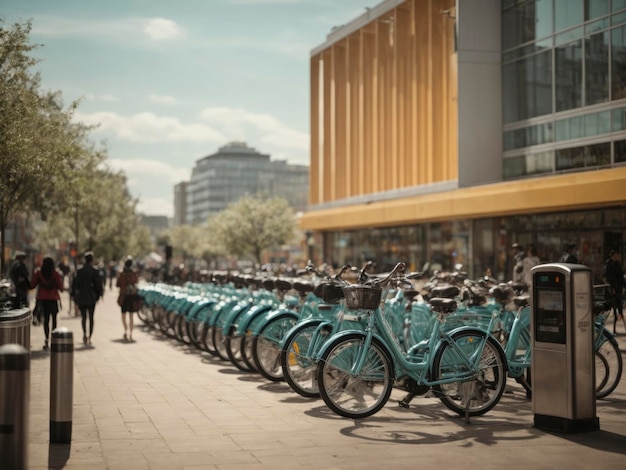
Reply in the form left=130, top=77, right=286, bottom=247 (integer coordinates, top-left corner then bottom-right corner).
left=596, top=329, right=623, bottom=399
left=432, top=329, right=506, bottom=417
left=317, top=334, right=394, bottom=419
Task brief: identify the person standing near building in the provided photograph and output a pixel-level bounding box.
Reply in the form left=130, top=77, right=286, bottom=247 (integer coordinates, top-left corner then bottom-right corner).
left=116, top=256, right=140, bottom=341
left=522, top=244, right=541, bottom=288
left=10, top=251, right=30, bottom=308
left=71, top=252, right=103, bottom=345
left=560, top=243, right=579, bottom=263
left=604, top=250, right=626, bottom=335
left=30, top=256, right=63, bottom=349
left=511, top=243, right=525, bottom=283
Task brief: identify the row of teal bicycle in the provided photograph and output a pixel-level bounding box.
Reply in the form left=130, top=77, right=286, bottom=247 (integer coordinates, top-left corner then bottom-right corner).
left=136, top=262, right=622, bottom=420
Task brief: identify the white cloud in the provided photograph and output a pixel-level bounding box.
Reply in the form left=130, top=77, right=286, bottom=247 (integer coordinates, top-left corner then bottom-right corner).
left=148, top=94, right=177, bottom=105
left=74, top=111, right=225, bottom=143
left=32, top=16, right=184, bottom=43
left=73, top=108, right=308, bottom=157
left=142, top=18, right=183, bottom=40
left=109, top=158, right=190, bottom=183
left=85, top=93, right=120, bottom=102
left=108, top=158, right=190, bottom=217
left=198, top=107, right=308, bottom=151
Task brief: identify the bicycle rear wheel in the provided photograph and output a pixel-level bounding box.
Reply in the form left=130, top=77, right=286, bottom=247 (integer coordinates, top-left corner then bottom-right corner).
left=317, top=334, right=394, bottom=419
left=596, top=329, right=622, bottom=399
left=432, top=329, right=506, bottom=416
left=281, top=321, right=332, bottom=398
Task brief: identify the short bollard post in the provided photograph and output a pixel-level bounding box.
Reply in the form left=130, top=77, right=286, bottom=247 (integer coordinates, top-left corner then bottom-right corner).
left=50, top=327, right=73, bottom=444
left=0, top=343, right=30, bottom=470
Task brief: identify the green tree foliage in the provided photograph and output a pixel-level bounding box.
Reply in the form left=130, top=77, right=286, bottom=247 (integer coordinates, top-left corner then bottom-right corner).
left=210, top=194, right=296, bottom=265
left=0, top=19, right=148, bottom=271
left=0, top=20, right=83, bottom=272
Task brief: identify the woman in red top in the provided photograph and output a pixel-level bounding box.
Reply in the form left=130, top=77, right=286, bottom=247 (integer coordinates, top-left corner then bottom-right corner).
left=31, top=256, right=64, bottom=349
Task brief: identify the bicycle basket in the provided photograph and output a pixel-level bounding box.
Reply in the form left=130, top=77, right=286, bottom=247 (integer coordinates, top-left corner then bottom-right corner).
left=342, top=285, right=382, bottom=310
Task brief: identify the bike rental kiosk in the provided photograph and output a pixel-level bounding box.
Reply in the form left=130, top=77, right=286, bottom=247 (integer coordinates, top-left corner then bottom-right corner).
left=531, top=263, right=599, bottom=433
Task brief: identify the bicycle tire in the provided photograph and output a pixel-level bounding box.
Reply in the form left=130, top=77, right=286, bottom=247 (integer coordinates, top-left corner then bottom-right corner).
left=596, top=329, right=623, bottom=399
left=595, top=350, right=610, bottom=394
left=137, top=304, right=149, bottom=325
left=317, top=334, right=394, bottom=419
left=252, top=313, right=298, bottom=381
left=432, top=329, right=506, bottom=417
left=201, top=325, right=219, bottom=356
left=211, top=324, right=230, bottom=361
left=281, top=320, right=332, bottom=398
left=226, top=328, right=254, bottom=372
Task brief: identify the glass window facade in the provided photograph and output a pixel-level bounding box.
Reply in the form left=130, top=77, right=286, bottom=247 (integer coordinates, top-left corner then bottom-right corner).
left=323, top=208, right=626, bottom=283
left=503, top=0, right=626, bottom=178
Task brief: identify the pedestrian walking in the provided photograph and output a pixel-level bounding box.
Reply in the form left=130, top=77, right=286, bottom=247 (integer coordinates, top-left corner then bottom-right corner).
left=30, top=256, right=63, bottom=349
left=604, top=249, right=626, bottom=334
left=71, top=252, right=103, bottom=345
left=560, top=243, right=579, bottom=263
left=9, top=250, right=30, bottom=308
left=522, top=244, right=541, bottom=288
left=116, top=256, right=140, bottom=341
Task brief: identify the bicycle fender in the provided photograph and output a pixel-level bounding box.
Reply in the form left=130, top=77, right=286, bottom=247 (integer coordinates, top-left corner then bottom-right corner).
left=221, top=301, right=254, bottom=334
left=251, top=308, right=298, bottom=336
left=315, top=330, right=387, bottom=362
left=279, top=318, right=329, bottom=349
left=236, top=304, right=274, bottom=334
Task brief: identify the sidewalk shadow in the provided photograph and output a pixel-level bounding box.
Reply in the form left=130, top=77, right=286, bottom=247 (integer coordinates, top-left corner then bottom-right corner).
left=48, top=443, right=71, bottom=469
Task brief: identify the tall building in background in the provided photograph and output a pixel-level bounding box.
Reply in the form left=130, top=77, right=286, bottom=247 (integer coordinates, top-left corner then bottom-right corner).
left=300, top=0, right=626, bottom=279
left=186, top=142, right=309, bottom=224
left=173, top=181, right=188, bottom=226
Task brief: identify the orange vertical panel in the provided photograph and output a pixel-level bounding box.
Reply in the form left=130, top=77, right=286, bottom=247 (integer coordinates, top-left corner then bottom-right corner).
left=310, top=56, right=320, bottom=205
left=322, top=49, right=332, bottom=201
left=348, top=34, right=361, bottom=198
left=333, top=43, right=347, bottom=200
left=362, top=27, right=374, bottom=196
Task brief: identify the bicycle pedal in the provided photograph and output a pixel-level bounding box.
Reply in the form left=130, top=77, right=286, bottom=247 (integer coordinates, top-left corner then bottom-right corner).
left=398, top=400, right=410, bottom=409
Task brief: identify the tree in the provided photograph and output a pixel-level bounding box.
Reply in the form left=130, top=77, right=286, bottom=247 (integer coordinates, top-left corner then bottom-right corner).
left=0, top=20, right=80, bottom=273
left=210, top=194, right=296, bottom=265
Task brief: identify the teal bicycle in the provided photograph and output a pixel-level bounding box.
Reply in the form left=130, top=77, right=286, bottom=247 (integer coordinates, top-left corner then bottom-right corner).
left=315, top=262, right=507, bottom=419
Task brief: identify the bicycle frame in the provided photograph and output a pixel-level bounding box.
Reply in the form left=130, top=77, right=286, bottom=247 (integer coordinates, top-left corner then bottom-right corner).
left=317, top=303, right=498, bottom=388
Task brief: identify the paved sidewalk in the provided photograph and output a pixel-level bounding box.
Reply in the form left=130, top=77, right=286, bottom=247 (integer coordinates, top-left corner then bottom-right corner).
left=25, top=287, right=626, bottom=469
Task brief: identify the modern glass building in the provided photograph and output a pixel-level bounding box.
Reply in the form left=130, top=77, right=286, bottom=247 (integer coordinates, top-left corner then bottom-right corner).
left=300, top=0, right=626, bottom=280
left=186, top=142, right=309, bottom=224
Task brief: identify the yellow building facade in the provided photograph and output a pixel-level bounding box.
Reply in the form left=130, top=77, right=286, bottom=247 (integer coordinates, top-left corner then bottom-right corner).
left=300, top=0, right=626, bottom=279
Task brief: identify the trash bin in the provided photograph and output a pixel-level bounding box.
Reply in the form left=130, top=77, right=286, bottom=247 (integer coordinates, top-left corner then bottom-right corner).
left=0, top=308, right=31, bottom=350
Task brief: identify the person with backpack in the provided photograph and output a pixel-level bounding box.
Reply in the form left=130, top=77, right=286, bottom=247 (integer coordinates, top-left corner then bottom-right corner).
left=116, top=256, right=140, bottom=341
left=30, top=256, right=64, bottom=349
left=604, top=249, right=626, bottom=335
left=72, top=252, right=103, bottom=345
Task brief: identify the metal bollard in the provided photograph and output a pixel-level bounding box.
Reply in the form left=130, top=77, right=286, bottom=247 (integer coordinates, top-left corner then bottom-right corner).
left=0, top=343, right=30, bottom=470
left=50, top=327, right=73, bottom=444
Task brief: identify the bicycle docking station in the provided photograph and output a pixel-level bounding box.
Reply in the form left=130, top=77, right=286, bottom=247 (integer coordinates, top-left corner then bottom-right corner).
left=531, top=263, right=599, bottom=433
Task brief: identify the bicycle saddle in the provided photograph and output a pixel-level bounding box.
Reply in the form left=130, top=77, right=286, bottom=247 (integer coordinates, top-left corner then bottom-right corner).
left=429, top=297, right=457, bottom=313
left=293, top=280, right=314, bottom=295
left=430, top=285, right=460, bottom=299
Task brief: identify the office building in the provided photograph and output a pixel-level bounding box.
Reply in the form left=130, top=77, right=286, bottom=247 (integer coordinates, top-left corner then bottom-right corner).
left=300, top=0, right=626, bottom=279
left=186, top=142, right=309, bottom=224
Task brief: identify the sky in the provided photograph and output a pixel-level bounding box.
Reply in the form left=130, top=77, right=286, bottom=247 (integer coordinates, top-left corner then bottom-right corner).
left=2, top=0, right=376, bottom=218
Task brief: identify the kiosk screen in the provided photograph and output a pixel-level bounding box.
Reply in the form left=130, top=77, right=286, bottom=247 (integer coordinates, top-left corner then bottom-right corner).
left=535, top=288, right=566, bottom=343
